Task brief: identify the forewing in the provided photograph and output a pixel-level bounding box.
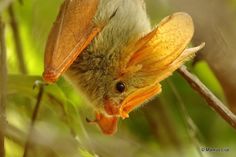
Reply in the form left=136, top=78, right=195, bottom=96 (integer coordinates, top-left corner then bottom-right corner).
left=43, top=0, right=100, bottom=83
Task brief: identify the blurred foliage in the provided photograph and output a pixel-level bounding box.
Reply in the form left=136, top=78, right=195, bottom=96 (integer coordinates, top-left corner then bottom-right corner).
left=1, top=0, right=236, bottom=157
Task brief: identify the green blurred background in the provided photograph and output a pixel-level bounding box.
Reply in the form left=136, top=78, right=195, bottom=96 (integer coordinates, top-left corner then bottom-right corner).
left=1, top=0, right=236, bottom=157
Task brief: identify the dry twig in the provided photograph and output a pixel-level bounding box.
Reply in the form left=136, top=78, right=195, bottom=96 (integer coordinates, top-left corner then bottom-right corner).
left=178, top=65, right=236, bottom=130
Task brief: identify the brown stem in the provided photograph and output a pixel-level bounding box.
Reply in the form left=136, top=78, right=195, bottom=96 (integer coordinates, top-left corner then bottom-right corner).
left=8, top=4, right=27, bottom=74
left=178, top=65, right=236, bottom=130
left=0, top=17, right=7, bottom=157
left=23, top=85, right=44, bottom=157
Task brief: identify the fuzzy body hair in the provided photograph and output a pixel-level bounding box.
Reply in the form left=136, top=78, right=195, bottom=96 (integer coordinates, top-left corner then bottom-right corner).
left=66, top=0, right=151, bottom=111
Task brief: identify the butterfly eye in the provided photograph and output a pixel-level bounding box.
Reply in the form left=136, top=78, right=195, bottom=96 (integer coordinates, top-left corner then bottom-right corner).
left=116, top=81, right=126, bottom=93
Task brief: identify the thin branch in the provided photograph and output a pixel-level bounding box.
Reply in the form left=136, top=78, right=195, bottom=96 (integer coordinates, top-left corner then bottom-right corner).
left=178, top=65, right=236, bottom=130
left=23, top=84, right=44, bottom=157
left=0, top=17, right=7, bottom=157
left=8, top=4, right=27, bottom=74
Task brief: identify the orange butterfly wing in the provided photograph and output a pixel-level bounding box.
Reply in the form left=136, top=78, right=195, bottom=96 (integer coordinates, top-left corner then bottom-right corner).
left=43, top=0, right=100, bottom=83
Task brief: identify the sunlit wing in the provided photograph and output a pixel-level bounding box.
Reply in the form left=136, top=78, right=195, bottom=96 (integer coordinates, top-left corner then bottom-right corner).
left=126, top=12, right=197, bottom=80
left=43, top=0, right=100, bottom=83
